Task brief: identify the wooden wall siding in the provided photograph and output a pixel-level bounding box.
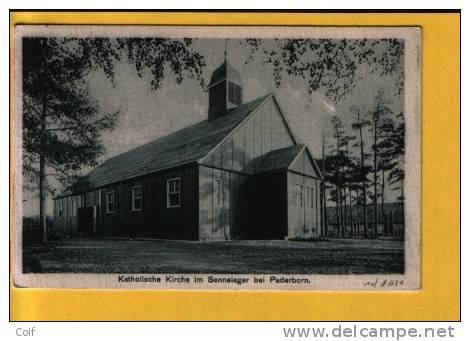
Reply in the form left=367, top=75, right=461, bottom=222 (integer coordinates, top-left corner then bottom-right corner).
left=98, top=166, right=198, bottom=239
left=198, top=165, right=213, bottom=240
left=315, top=179, right=321, bottom=235
left=54, top=166, right=198, bottom=240
left=261, top=102, right=272, bottom=155
left=53, top=194, right=80, bottom=235
left=199, top=165, right=246, bottom=241
left=232, top=127, right=244, bottom=172
left=53, top=200, right=62, bottom=234
left=85, top=191, right=94, bottom=207
left=230, top=171, right=245, bottom=239
left=53, top=199, right=60, bottom=234
left=244, top=117, right=255, bottom=173
left=290, top=149, right=316, bottom=177
left=222, top=170, right=231, bottom=239
left=201, top=98, right=295, bottom=175
left=253, top=110, right=262, bottom=170
left=222, top=137, right=233, bottom=170
left=54, top=190, right=102, bottom=236
left=271, top=102, right=282, bottom=150
left=68, top=196, right=77, bottom=234
left=287, top=172, right=321, bottom=239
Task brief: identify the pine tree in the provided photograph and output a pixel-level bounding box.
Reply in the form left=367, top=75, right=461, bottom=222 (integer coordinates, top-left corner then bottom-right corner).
left=341, top=135, right=356, bottom=236
left=386, top=113, right=405, bottom=235
left=321, top=132, right=328, bottom=236
left=351, top=105, right=371, bottom=238
left=329, top=115, right=347, bottom=237
left=377, top=116, right=396, bottom=235
left=369, top=89, right=393, bottom=238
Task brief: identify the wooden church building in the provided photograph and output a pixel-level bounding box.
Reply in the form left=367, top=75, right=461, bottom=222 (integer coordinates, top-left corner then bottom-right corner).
left=53, top=56, right=324, bottom=241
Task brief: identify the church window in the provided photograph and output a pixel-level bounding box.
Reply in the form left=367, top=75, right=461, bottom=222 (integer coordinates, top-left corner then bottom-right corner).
left=167, top=178, right=181, bottom=208
left=106, top=191, right=115, bottom=213
left=132, top=186, right=143, bottom=211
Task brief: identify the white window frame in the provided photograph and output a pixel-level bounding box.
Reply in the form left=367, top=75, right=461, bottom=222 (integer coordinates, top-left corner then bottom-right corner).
left=106, top=191, right=115, bottom=213
left=167, top=178, right=181, bottom=208
left=132, top=186, right=143, bottom=211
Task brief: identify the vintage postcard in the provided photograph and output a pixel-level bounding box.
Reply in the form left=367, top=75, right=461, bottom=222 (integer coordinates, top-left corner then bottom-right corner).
left=12, top=25, right=421, bottom=290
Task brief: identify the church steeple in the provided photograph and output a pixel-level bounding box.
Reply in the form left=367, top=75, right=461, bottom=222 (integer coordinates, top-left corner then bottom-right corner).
left=224, top=39, right=227, bottom=61
left=207, top=41, right=243, bottom=121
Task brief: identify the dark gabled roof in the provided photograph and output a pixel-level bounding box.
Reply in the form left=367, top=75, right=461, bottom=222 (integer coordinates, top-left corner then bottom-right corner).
left=254, top=144, right=306, bottom=173
left=208, top=60, right=243, bottom=87
left=70, top=94, right=271, bottom=193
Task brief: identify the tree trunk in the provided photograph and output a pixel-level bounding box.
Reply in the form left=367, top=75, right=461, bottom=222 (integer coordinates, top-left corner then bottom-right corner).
left=348, top=186, right=353, bottom=237
left=381, top=169, right=386, bottom=236
left=373, top=119, right=379, bottom=238
left=39, top=95, right=47, bottom=243
left=320, top=183, right=324, bottom=236
left=401, top=177, right=405, bottom=237
left=344, top=138, right=352, bottom=237
left=357, top=111, right=368, bottom=239
left=323, top=182, right=328, bottom=236
left=362, top=185, right=367, bottom=238
left=343, top=187, right=349, bottom=236
left=39, top=154, right=47, bottom=243
left=342, top=188, right=346, bottom=237
left=385, top=214, right=388, bottom=237
left=321, top=133, right=328, bottom=237
left=344, top=189, right=347, bottom=237
left=335, top=133, right=341, bottom=237
left=336, top=187, right=340, bottom=236
left=339, top=188, right=343, bottom=236
left=339, top=188, right=343, bottom=237
left=355, top=189, right=360, bottom=238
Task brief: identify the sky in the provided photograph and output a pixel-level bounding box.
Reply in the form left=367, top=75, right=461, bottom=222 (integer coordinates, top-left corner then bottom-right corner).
left=22, top=38, right=404, bottom=216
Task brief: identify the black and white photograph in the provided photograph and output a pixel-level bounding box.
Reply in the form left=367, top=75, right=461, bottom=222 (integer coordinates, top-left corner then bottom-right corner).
left=12, top=26, right=420, bottom=290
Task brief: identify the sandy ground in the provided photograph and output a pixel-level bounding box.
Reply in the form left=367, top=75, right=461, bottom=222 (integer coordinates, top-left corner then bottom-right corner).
left=23, top=237, right=404, bottom=274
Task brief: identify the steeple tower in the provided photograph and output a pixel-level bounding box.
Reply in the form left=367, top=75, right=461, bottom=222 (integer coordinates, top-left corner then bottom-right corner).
left=224, top=39, right=227, bottom=61
left=207, top=40, right=243, bottom=121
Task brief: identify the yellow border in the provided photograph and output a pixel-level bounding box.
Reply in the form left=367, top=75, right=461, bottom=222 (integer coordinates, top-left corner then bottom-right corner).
left=10, top=11, right=460, bottom=321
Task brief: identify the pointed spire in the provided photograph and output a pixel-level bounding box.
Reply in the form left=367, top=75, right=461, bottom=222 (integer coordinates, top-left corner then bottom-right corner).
left=208, top=39, right=243, bottom=120
left=208, top=38, right=242, bottom=88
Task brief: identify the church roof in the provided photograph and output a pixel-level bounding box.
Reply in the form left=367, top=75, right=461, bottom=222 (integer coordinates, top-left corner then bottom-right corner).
left=253, top=144, right=306, bottom=173
left=62, top=94, right=271, bottom=195
left=251, top=144, right=322, bottom=178
left=208, top=60, right=243, bottom=87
